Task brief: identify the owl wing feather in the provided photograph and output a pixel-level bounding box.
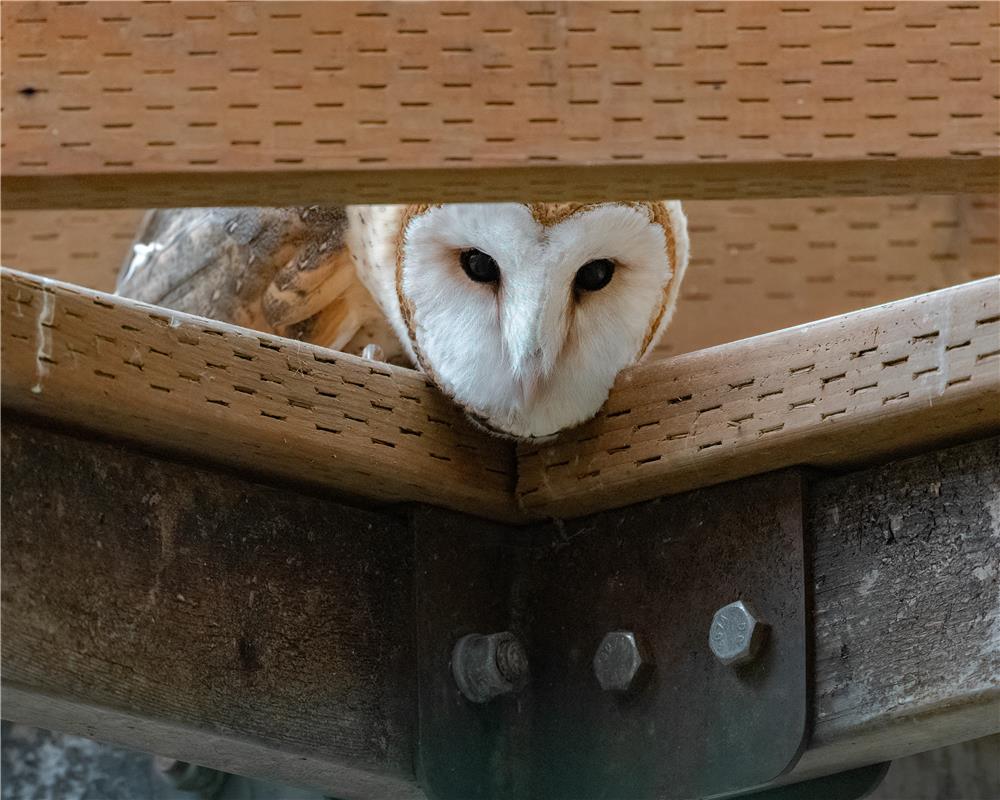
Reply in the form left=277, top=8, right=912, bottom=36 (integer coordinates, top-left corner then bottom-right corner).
left=114, top=206, right=404, bottom=360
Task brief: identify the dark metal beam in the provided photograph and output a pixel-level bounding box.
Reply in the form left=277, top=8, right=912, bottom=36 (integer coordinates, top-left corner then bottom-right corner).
left=2, top=416, right=997, bottom=799
left=1, top=416, right=422, bottom=799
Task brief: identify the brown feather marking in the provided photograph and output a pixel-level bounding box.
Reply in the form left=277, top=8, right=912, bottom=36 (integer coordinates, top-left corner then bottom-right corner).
left=395, top=204, right=443, bottom=385
left=638, top=202, right=679, bottom=358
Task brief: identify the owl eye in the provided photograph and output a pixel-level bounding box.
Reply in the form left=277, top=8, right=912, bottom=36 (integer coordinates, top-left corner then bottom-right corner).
left=459, top=249, right=501, bottom=284
left=574, top=258, right=615, bottom=292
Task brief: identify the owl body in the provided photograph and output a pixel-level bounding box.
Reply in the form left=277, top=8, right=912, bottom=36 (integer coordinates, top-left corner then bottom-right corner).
left=119, top=203, right=689, bottom=441
left=347, top=201, right=689, bottom=440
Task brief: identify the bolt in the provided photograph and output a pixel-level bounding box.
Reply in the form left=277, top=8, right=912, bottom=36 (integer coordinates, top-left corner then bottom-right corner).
left=593, top=630, right=652, bottom=692
left=709, top=600, right=769, bottom=666
left=451, top=631, right=528, bottom=703
left=153, top=757, right=228, bottom=797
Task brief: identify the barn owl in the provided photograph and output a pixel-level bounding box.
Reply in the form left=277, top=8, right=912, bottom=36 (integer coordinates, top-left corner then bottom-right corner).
left=117, top=202, right=688, bottom=441
left=346, top=202, right=689, bottom=440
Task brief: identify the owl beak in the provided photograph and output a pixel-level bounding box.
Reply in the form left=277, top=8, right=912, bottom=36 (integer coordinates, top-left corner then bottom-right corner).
left=504, top=297, right=561, bottom=410
left=510, top=339, right=542, bottom=368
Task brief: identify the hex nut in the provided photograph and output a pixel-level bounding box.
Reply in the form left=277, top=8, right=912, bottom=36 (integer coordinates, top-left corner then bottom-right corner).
left=452, top=631, right=528, bottom=703
left=593, top=630, right=652, bottom=692
left=709, top=600, right=769, bottom=666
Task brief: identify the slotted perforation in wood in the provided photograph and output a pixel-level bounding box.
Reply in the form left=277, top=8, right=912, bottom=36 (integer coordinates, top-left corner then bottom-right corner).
left=518, top=278, right=1000, bottom=517
left=0, top=269, right=516, bottom=519
left=3, top=1, right=998, bottom=206
left=0, top=209, right=145, bottom=290
left=658, top=193, right=1000, bottom=357
left=3, top=269, right=998, bottom=523
left=3, top=196, right=996, bottom=359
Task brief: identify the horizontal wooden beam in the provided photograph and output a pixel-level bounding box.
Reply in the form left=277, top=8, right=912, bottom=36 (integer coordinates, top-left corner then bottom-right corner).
left=0, top=268, right=517, bottom=521
left=5, top=161, right=996, bottom=210
left=3, top=1, right=997, bottom=207
left=518, top=277, right=1000, bottom=518
left=3, top=196, right=997, bottom=361
left=3, top=420, right=997, bottom=796
left=5, top=269, right=998, bottom=523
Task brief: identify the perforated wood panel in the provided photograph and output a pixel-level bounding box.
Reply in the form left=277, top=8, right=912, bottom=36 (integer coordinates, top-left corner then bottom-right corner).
left=0, top=208, right=144, bottom=289
left=659, top=193, right=1000, bottom=357
left=3, top=196, right=996, bottom=358
left=5, top=268, right=995, bottom=524
left=518, top=278, right=1000, bottom=517
left=3, top=1, right=998, bottom=207
left=0, top=269, right=516, bottom=519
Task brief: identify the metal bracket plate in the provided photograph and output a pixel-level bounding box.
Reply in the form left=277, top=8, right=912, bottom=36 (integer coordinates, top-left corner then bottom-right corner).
left=417, top=470, right=809, bottom=800
left=415, top=510, right=532, bottom=800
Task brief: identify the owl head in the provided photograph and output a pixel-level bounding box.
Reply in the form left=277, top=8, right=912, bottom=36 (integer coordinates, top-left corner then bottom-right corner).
left=396, top=201, right=689, bottom=440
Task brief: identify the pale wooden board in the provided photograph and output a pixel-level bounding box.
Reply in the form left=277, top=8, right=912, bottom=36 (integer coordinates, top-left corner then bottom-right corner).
left=0, top=268, right=517, bottom=520
left=3, top=1, right=998, bottom=207
left=659, top=194, right=1000, bottom=359
left=0, top=209, right=146, bottom=291
left=518, top=278, right=1000, bottom=518
left=3, top=270, right=999, bottom=523
left=2, top=195, right=997, bottom=359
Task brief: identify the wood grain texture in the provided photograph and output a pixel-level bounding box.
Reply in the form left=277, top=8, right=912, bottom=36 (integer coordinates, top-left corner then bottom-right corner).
left=2, top=196, right=997, bottom=359
left=0, top=420, right=423, bottom=800
left=0, top=268, right=517, bottom=521
left=660, top=194, right=1000, bottom=360
left=518, top=278, right=1000, bottom=518
left=4, top=269, right=999, bottom=523
left=792, top=437, right=1000, bottom=780
left=0, top=208, right=144, bottom=290
left=3, top=1, right=997, bottom=208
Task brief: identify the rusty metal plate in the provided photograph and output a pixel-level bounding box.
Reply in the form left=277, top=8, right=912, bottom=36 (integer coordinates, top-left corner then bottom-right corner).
left=524, top=470, right=808, bottom=800
left=417, top=470, right=808, bottom=800
left=414, top=508, right=533, bottom=800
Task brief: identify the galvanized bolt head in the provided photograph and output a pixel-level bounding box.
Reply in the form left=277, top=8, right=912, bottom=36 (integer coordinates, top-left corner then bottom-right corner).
left=593, top=630, right=652, bottom=692
left=452, top=631, right=528, bottom=703
left=709, top=600, right=769, bottom=666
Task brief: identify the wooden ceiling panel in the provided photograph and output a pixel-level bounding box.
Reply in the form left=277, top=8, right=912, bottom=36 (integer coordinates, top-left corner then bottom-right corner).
left=3, top=2, right=997, bottom=207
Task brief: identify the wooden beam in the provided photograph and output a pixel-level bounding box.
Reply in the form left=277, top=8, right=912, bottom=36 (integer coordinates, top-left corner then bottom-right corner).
left=3, top=419, right=997, bottom=796
left=658, top=194, right=1000, bottom=360
left=0, top=418, right=424, bottom=800
left=5, top=269, right=998, bottom=523
left=3, top=1, right=997, bottom=208
left=3, top=196, right=997, bottom=361
left=791, top=436, right=1000, bottom=782
left=517, top=277, right=1000, bottom=518
left=0, top=209, right=145, bottom=291
left=0, top=269, right=517, bottom=521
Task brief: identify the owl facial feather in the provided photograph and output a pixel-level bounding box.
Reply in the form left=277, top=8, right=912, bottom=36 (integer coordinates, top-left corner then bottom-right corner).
left=352, top=201, right=689, bottom=440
